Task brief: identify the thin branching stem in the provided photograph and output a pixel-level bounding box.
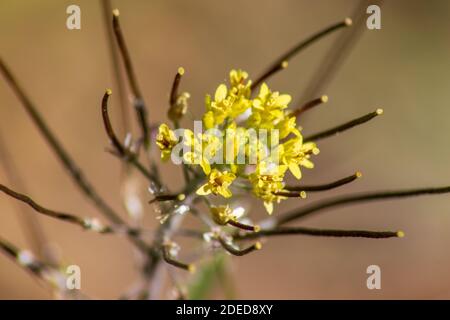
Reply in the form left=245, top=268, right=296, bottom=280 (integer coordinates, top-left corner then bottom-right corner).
left=0, top=236, right=44, bottom=277
left=144, top=176, right=210, bottom=293
left=285, top=172, right=361, bottom=192
left=0, top=135, right=50, bottom=262
left=168, top=68, right=191, bottom=184
left=218, top=237, right=261, bottom=256
left=300, top=0, right=382, bottom=102
left=0, top=237, right=19, bottom=260
left=100, top=0, right=130, bottom=137
left=251, top=18, right=352, bottom=90
left=102, top=90, right=126, bottom=155
left=0, top=236, right=91, bottom=299
left=161, top=245, right=195, bottom=272
left=304, top=109, right=383, bottom=142
left=251, top=61, right=288, bottom=92
left=112, top=9, right=150, bottom=147
left=147, top=187, right=198, bottom=255
left=272, top=191, right=307, bottom=198
left=0, top=184, right=145, bottom=237
left=148, top=193, right=185, bottom=204
left=0, top=184, right=99, bottom=231
left=228, top=220, right=260, bottom=232
left=291, top=95, right=328, bottom=118
left=102, top=90, right=158, bottom=183
left=131, top=159, right=158, bottom=181
left=273, top=186, right=450, bottom=226
left=0, top=58, right=139, bottom=233
left=235, top=226, right=402, bottom=240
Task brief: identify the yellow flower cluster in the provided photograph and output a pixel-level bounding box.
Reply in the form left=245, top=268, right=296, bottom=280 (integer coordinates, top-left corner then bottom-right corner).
left=156, top=70, right=319, bottom=214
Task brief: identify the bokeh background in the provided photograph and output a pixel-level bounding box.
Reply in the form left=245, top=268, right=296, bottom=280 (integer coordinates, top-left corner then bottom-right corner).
left=1, top=0, right=450, bottom=299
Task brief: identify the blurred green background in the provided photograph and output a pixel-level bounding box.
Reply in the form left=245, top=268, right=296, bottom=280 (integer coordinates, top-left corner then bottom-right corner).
left=1, top=0, right=450, bottom=299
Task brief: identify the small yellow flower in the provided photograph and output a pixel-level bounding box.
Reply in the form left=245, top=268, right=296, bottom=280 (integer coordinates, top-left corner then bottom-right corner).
left=249, top=162, right=287, bottom=214
left=228, top=69, right=252, bottom=118
left=203, top=70, right=253, bottom=129
left=275, top=115, right=301, bottom=139
left=279, top=137, right=319, bottom=179
left=156, top=124, right=178, bottom=161
left=203, top=84, right=232, bottom=128
left=249, top=83, right=291, bottom=128
left=229, top=69, right=251, bottom=93
left=196, top=169, right=236, bottom=198
left=182, top=129, right=222, bottom=175
left=210, top=205, right=234, bottom=225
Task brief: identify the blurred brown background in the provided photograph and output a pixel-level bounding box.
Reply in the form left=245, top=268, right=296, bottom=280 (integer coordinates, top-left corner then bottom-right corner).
left=1, top=0, right=450, bottom=299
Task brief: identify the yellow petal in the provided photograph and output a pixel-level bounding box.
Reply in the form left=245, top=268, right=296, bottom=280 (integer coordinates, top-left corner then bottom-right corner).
left=220, top=187, right=232, bottom=198
left=259, top=83, right=269, bottom=98
left=289, top=162, right=302, bottom=179
left=292, top=127, right=301, bottom=137
left=278, top=164, right=288, bottom=175
left=202, top=111, right=215, bottom=129
left=302, top=142, right=316, bottom=152
left=161, top=150, right=171, bottom=161
left=196, top=184, right=211, bottom=196
left=158, top=123, right=169, bottom=134
left=263, top=201, right=274, bottom=215
left=300, top=159, right=314, bottom=169
left=275, top=94, right=292, bottom=106
left=209, top=168, right=219, bottom=179
left=215, top=84, right=227, bottom=102
left=226, top=172, right=236, bottom=181
left=200, top=158, right=211, bottom=175
left=252, top=99, right=263, bottom=110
